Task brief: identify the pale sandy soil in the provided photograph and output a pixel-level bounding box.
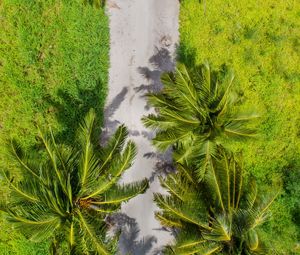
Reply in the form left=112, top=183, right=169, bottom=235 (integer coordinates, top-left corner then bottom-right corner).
left=103, top=0, right=179, bottom=254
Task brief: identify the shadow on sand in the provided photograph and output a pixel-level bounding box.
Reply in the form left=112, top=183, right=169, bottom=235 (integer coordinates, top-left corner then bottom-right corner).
left=107, top=213, right=160, bottom=255
left=135, top=47, right=175, bottom=94
left=99, top=47, right=179, bottom=255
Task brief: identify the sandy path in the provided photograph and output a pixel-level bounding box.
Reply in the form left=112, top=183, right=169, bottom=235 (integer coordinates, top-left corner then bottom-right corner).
left=103, top=0, right=179, bottom=254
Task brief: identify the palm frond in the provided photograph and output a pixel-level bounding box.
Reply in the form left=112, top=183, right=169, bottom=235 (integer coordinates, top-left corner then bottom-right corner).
left=98, top=124, right=129, bottom=174
left=91, top=179, right=148, bottom=205
left=244, top=179, right=258, bottom=209
left=173, top=64, right=203, bottom=115
left=160, top=108, right=200, bottom=125
left=155, top=211, right=183, bottom=228
left=2, top=170, right=39, bottom=202
left=109, top=140, right=137, bottom=178
left=215, top=70, right=235, bottom=115
left=77, top=108, right=99, bottom=187
left=153, top=130, right=193, bottom=152
left=159, top=176, right=184, bottom=201
left=76, top=209, right=112, bottom=255
left=196, top=140, right=218, bottom=178
left=251, top=190, right=280, bottom=229
left=204, top=158, right=225, bottom=212
left=38, top=127, right=68, bottom=195
left=176, top=64, right=197, bottom=100
left=201, top=61, right=211, bottom=91
left=166, top=229, right=222, bottom=255
left=6, top=206, right=61, bottom=242
left=174, top=136, right=207, bottom=165
left=146, top=93, right=181, bottom=111
left=224, top=122, right=257, bottom=139
left=142, top=114, right=177, bottom=130
left=232, top=208, right=258, bottom=237
left=9, top=139, right=40, bottom=179
left=176, top=164, right=196, bottom=184
left=82, top=140, right=137, bottom=199
left=229, top=155, right=243, bottom=209
left=154, top=193, right=210, bottom=231
left=203, top=214, right=232, bottom=242
left=228, top=111, right=260, bottom=122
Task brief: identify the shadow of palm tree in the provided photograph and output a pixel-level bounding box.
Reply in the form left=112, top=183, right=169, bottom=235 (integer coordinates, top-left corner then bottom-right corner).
left=100, top=86, right=128, bottom=145
left=143, top=149, right=175, bottom=183
left=135, top=47, right=175, bottom=95
left=45, top=79, right=106, bottom=145
left=107, top=213, right=158, bottom=255
left=135, top=47, right=177, bottom=183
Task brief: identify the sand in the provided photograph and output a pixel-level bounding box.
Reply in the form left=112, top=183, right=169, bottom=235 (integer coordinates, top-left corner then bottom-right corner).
left=103, top=0, right=179, bottom=254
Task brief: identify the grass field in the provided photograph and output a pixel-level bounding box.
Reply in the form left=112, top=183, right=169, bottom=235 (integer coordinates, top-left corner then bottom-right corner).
left=180, top=0, right=300, bottom=253
left=0, top=0, right=109, bottom=253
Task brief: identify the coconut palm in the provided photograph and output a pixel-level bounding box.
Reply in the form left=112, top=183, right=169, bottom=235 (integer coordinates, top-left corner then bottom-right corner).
left=154, top=152, right=279, bottom=255
left=1, top=109, right=148, bottom=254
left=142, top=63, right=258, bottom=180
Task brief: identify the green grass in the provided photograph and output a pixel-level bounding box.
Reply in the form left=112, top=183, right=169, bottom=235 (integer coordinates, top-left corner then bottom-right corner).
left=0, top=0, right=109, bottom=253
left=0, top=216, right=49, bottom=255
left=180, top=0, right=300, bottom=254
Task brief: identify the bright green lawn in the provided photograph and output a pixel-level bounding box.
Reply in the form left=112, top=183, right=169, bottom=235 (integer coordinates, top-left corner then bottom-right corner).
left=0, top=0, right=109, bottom=253
left=180, top=0, right=300, bottom=254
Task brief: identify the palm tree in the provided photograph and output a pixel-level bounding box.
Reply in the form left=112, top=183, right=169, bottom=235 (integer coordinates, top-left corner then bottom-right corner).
left=1, top=109, right=148, bottom=254
left=142, top=63, right=258, bottom=180
left=154, top=152, right=279, bottom=255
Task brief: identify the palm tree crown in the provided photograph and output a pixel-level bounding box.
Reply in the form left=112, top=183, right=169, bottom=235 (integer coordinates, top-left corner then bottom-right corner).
left=143, top=63, right=258, bottom=180
left=154, top=152, right=279, bottom=255
left=1, top=109, right=148, bottom=254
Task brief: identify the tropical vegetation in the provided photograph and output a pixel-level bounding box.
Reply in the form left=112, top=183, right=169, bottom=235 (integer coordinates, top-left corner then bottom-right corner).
left=179, top=0, right=300, bottom=253
left=1, top=110, right=148, bottom=254
left=0, top=0, right=109, bottom=252
left=155, top=151, right=279, bottom=255
left=0, top=0, right=298, bottom=254
left=143, top=63, right=257, bottom=180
